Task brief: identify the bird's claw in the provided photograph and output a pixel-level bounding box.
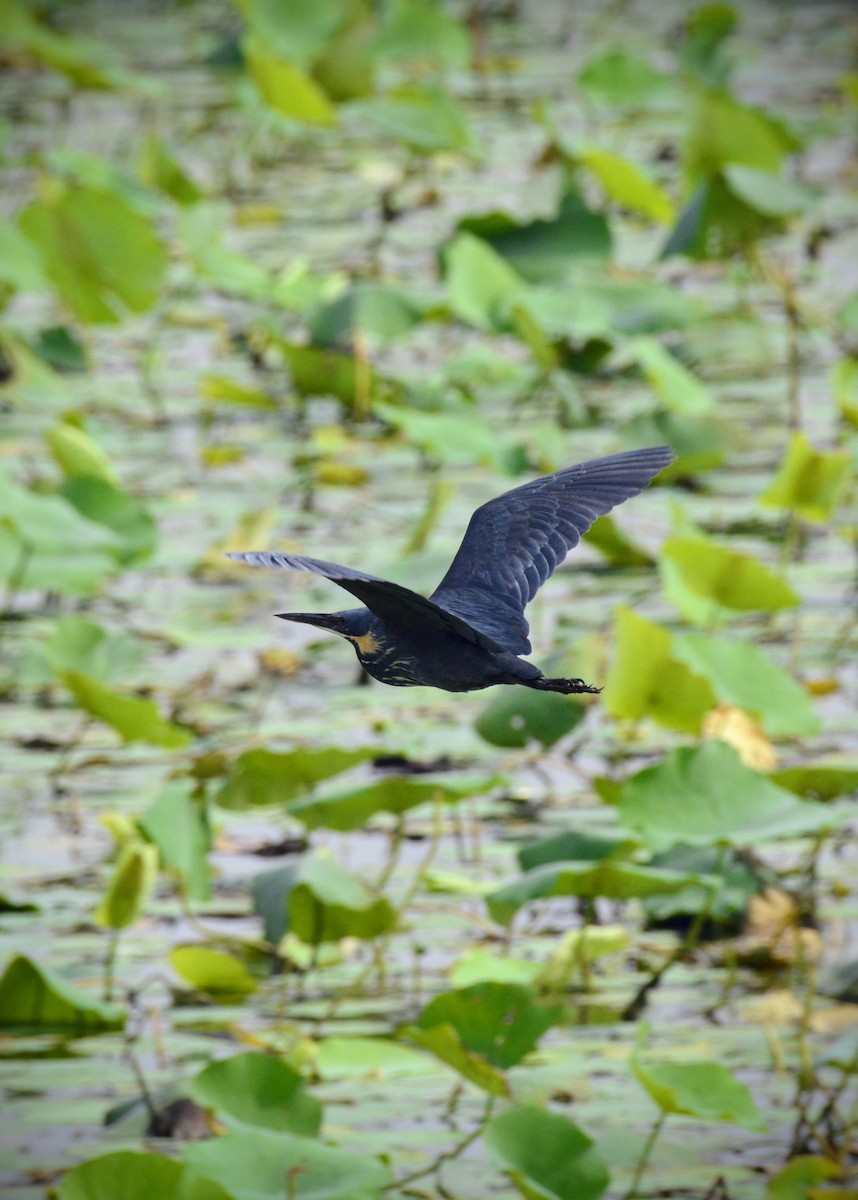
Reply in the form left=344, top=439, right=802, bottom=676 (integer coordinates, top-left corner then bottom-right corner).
left=535, top=676, right=602, bottom=695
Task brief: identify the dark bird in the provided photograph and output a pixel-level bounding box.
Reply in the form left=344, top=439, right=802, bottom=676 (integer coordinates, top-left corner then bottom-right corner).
left=227, top=445, right=674, bottom=695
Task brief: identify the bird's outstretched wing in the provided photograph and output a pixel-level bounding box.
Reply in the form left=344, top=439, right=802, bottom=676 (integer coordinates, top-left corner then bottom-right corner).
left=225, top=552, right=511, bottom=652
left=430, top=446, right=675, bottom=654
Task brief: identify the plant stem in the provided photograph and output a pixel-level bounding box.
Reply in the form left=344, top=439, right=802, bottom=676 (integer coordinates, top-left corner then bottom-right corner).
left=389, top=1094, right=496, bottom=1191
left=623, top=1110, right=667, bottom=1200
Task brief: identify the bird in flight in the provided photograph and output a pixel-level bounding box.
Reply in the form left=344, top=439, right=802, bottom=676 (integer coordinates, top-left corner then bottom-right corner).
left=227, top=445, right=674, bottom=695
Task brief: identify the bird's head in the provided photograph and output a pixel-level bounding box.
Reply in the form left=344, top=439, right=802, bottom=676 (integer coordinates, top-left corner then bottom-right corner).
left=276, top=607, right=376, bottom=649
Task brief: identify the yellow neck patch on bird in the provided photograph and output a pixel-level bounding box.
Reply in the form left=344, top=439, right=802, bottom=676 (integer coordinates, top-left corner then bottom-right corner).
left=349, top=631, right=380, bottom=656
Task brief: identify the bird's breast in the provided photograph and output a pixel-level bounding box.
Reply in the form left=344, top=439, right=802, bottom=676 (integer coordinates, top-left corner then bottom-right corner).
left=350, top=630, right=381, bottom=655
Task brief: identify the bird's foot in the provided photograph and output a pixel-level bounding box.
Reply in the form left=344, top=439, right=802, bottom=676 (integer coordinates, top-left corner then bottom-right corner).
left=534, top=676, right=602, bottom=696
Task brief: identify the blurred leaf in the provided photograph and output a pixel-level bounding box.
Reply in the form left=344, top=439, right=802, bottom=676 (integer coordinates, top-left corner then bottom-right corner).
left=375, top=401, right=508, bottom=467
left=94, top=842, right=158, bottom=930
left=442, top=231, right=524, bottom=331
left=169, top=946, right=258, bottom=999
left=583, top=515, right=654, bottom=567
left=198, top=374, right=278, bottom=410
left=632, top=1044, right=766, bottom=1131
left=179, top=204, right=272, bottom=299
left=602, top=607, right=715, bottom=734
left=309, top=283, right=423, bottom=347
left=534, top=926, right=631, bottom=992
left=577, top=49, right=673, bottom=106
left=0, top=954, right=124, bottom=1031
left=642, top=845, right=767, bottom=927
left=723, top=164, right=814, bottom=217
left=683, top=91, right=798, bottom=184
left=519, top=829, right=640, bottom=872
left=201, top=507, right=277, bottom=573
left=288, top=773, right=493, bottom=831
left=0, top=470, right=119, bottom=595
left=631, top=338, right=713, bottom=413
left=832, top=358, right=858, bottom=428
left=617, top=742, right=847, bottom=851
left=216, top=747, right=376, bottom=810
left=311, top=0, right=376, bottom=102
left=315, top=1036, right=430, bottom=1079
left=450, top=950, right=541, bottom=989
left=185, top=1127, right=390, bottom=1200
left=414, top=982, right=562, bottom=1069
left=486, top=861, right=709, bottom=927
left=242, top=34, right=337, bottom=125
left=1, top=0, right=134, bottom=90
left=282, top=340, right=381, bottom=407
left=765, top=1156, right=841, bottom=1200
left=19, top=183, right=167, bottom=323
left=38, top=617, right=145, bottom=682
left=138, top=132, right=203, bottom=205
left=758, top=432, right=850, bottom=522
left=32, top=325, right=87, bottom=373
left=483, top=1106, right=610, bottom=1200
left=578, top=146, right=674, bottom=224
left=679, top=3, right=737, bottom=88
left=241, top=0, right=343, bottom=67
left=287, top=856, right=397, bottom=945
left=62, top=671, right=191, bottom=749
left=60, top=476, right=157, bottom=565
left=621, top=410, right=728, bottom=475
left=661, top=535, right=798, bottom=615
left=475, top=689, right=586, bottom=748
left=0, top=217, right=49, bottom=293
left=0, top=329, right=69, bottom=408
left=673, top=633, right=821, bottom=737
left=251, top=864, right=299, bottom=946
left=190, top=1052, right=322, bottom=1136
left=456, top=190, right=612, bottom=285
left=58, top=1151, right=232, bottom=1200
left=770, top=764, right=858, bottom=802
left=139, top=782, right=212, bottom=902
left=406, top=1022, right=509, bottom=1095
left=350, top=84, right=474, bottom=153
left=376, top=0, right=470, bottom=70
left=46, top=420, right=118, bottom=484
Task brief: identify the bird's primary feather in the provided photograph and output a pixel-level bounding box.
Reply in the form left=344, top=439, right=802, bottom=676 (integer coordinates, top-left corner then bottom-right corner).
left=430, top=445, right=675, bottom=652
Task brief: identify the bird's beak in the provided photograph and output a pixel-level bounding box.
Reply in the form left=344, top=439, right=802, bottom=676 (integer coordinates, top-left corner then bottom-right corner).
left=275, top=612, right=346, bottom=635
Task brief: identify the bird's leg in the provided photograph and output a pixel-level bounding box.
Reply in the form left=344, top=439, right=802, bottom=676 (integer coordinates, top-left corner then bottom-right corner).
left=528, top=675, right=602, bottom=696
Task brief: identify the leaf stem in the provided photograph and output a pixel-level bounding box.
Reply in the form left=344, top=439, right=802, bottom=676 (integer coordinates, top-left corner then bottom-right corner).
left=623, top=1110, right=667, bottom=1200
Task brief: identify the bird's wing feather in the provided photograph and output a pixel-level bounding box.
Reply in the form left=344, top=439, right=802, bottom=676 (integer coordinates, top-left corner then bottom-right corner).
left=430, top=446, right=675, bottom=654
left=225, top=552, right=511, bottom=653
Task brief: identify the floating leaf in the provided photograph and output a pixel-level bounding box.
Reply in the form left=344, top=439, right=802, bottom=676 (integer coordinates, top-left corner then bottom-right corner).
left=375, top=0, right=470, bottom=70
left=58, top=1150, right=233, bottom=1200
left=602, top=607, right=715, bottom=734
left=190, top=1052, right=322, bottom=1136
left=578, top=49, right=673, bottom=107
left=450, top=950, right=541, bottom=989
left=723, top=164, right=813, bottom=217
left=414, top=982, right=562, bottom=1069
left=406, top=1022, right=509, bottom=1095
left=486, top=861, right=709, bottom=927
left=350, top=85, right=474, bottom=154
left=138, top=132, right=203, bottom=205
left=281, top=340, right=380, bottom=408
left=583, top=514, right=654, bottom=567
left=0, top=954, right=124, bottom=1032
left=0, top=216, right=49, bottom=293
left=631, top=338, right=713, bottom=413
left=518, top=828, right=640, bottom=872
left=19, top=183, right=167, bottom=323
left=765, top=1155, right=841, bottom=1200
left=179, top=205, right=273, bottom=300
left=94, top=842, right=158, bottom=930
left=578, top=146, right=674, bottom=224
left=185, top=1127, right=390, bottom=1200
left=60, top=475, right=158, bottom=565
left=375, top=401, right=508, bottom=467
left=287, top=856, right=397, bottom=945
left=315, top=1037, right=430, bottom=1079
left=770, top=764, right=858, bottom=802
left=46, top=421, right=117, bottom=484
left=621, top=410, right=728, bottom=475
left=242, top=34, right=337, bottom=126
left=632, top=1045, right=766, bottom=1131
left=758, top=432, right=850, bottom=522
left=483, top=1107, right=610, bottom=1200
left=442, top=231, right=524, bottom=331
left=62, top=671, right=191, bottom=749
left=617, top=742, right=846, bottom=851
left=683, top=91, right=799, bottom=184
left=288, top=773, right=492, bottom=832
left=456, top=190, right=612, bottom=285
left=169, top=946, right=258, bottom=1000
left=673, top=632, right=820, bottom=737
left=198, top=374, right=278, bottom=410
left=33, top=325, right=87, bottom=373
left=241, top=0, right=343, bottom=67
left=661, top=535, right=798, bottom=615
left=216, top=747, right=376, bottom=810
left=475, top=689, right=586, bottom=748
left=138, top=782, right=212, bottom=902
left=38, top=617, right=145, bottom=683
left=309, top=283, right=423, bottom=348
